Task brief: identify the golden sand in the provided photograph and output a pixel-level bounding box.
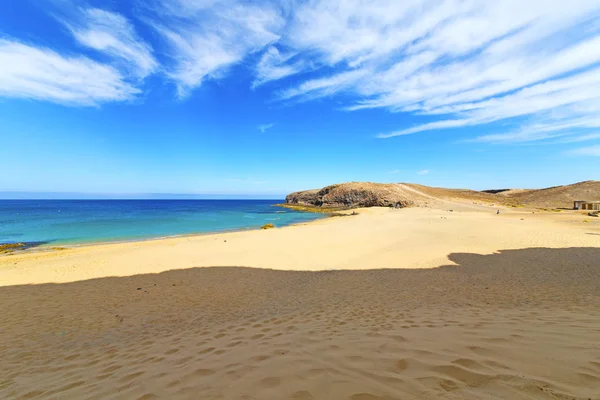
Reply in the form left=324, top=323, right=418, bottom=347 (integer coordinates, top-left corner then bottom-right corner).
left=1, top=203, right=598, bottom=285
left=1, top=202, right=599, bottom=399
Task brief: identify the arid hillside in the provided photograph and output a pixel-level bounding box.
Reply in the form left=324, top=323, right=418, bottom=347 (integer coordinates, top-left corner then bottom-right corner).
left=404, top=183, right=498, bottom=203
left=285, top=181, right=600, bottom=209
left=493, top=180, right=600, bottom=209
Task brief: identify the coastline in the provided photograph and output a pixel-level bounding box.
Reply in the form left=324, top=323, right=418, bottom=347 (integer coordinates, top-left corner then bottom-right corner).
left=274, top=203, right=351, bottom=213
left=1, top=202, right=598, bottom=286
left=0, top=205, right=349, bottom=259
left=2, top=201, right=600, bottom=399
left=0, top=206, right=331, bottom=253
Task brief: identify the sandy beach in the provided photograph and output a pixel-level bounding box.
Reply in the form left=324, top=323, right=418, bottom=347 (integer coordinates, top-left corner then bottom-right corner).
left=1, top=202, right=599, bottom=285
left=1, top=202, right=600, bottom=399
left=3, top=0, right=600, bottom=397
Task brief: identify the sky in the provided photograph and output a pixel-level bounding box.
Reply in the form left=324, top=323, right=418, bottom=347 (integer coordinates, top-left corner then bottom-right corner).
left=0, top=0, right=599, bottom=198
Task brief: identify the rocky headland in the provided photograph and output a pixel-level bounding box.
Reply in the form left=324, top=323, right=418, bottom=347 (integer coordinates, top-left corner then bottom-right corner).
left=282, top=180, right=600, bottom=210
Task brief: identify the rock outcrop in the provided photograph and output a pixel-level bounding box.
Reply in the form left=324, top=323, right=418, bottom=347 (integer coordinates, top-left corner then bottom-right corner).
left=285, top=180, right=600, bottom=210
left=285, top=182, right=414, bottom=209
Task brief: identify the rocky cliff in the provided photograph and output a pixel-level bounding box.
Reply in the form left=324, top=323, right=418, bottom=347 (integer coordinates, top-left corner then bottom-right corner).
left=285, top=182, right=415, bottom=209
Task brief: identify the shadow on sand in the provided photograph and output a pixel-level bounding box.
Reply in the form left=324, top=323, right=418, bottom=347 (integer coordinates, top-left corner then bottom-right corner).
left=1, top=247, right=599, bottom=332
left=1, top=247, right=600, bottom=400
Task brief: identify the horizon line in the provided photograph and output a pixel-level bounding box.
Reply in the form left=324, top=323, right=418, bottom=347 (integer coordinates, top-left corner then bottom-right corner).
left=0, top=191, right=286, bottom=200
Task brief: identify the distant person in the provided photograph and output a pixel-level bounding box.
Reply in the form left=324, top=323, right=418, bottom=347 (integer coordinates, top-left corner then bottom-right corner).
left=497, top=209, right=500, bottom=215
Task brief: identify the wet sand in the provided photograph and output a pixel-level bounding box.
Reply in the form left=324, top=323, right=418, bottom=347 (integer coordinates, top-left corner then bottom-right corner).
left=1, top=204, right=599, bottom=399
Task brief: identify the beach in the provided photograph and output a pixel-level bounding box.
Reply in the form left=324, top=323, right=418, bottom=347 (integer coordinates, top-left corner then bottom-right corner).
left=4, top=0, right=600, bottom=397
left=1, top=202, right=600, bottom=399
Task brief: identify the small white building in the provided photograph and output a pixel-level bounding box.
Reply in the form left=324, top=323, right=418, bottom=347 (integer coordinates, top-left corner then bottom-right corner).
left=574, top=200, right=600, bottom=211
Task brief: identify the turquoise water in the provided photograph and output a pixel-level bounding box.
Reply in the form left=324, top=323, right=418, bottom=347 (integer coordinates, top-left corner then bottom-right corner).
left=0, top=200, right=323, bottom=246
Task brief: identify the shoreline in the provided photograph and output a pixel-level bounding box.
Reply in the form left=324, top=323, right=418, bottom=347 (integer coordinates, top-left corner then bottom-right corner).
left=2, top=206, right=346, bottom=255
left=1, top=202, right=590, bottom=256
left=2, top=201, right=600, bottom=399
left=1, top=203, right=598, bottom=287
left=0, top=209, right=333, bottom=254
left=2, top=200, right=590, bottom=256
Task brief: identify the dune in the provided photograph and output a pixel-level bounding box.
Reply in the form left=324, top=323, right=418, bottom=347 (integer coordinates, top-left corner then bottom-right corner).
left=1, top=197, right=600, bottom=399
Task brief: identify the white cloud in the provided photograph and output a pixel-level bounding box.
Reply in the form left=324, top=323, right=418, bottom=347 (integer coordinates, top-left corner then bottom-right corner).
left=143, top=0, right=600, bottom=144
left=247, top=0, right=600, bottom=143
left=164, top=0, right=224, bottom=14
left=7, top=0, right=600, bottom=131
left=0, top=7, right=155, bottom=106
left=152, top=1, right=285, bottom=96
left=388, top=170, right=400, bottom=174
left=65, top=8, right=158, bottom=78
left=253, top=46, right=305, bottom=88
left=470, top=123, right=600, bottom=144
left=417, top=169, right=429, bottom=176
left=568, top=145, right=600, bottom=157
left=0, top=39, right=139, bottom=105
left=258, top=123, right=274, bottom=133
left=377, top=118, right=479, bottom=139
left=279, top=68, right=370, bottom=101
left=468, top=102, right=600, bottom=144
left=554, top=133, right=600, bottom=144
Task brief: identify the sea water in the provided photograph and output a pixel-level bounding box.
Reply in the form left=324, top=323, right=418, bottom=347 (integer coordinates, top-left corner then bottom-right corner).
left=0, top=200, right=322, bottom=246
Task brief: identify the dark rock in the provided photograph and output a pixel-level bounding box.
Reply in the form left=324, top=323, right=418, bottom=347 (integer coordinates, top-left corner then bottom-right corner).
left=285, top=182, right=414, bottom=209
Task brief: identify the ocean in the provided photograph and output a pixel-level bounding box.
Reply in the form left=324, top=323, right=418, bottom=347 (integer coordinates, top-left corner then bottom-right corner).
left=0, top=200, right=323, bottom=247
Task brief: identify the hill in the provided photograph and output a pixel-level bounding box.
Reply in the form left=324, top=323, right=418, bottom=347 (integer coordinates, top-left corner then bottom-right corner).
left=284, top=181, right=600, bottom=210
left=284, top=182, right=497, bottom=209
left=285, top=182, right=418, bottom=209
left=498, top=180, right=600, bottom=209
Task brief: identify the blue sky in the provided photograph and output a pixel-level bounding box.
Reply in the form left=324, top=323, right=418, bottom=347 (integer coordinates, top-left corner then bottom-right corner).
left=1, top=0, right=599, bottom=198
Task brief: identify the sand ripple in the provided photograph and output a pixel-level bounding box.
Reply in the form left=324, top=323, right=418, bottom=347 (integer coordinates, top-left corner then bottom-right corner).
left=1, top=247, right=600, bottom=399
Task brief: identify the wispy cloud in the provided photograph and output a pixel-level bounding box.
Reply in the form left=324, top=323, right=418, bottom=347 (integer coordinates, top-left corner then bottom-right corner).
left=150, top=0, right=284, bottom=96
left=258, top=123, right=275, bottom=133
left=553, top=133, right=600, bottom=144
left=253, top=46, right=305, bottom=88
left=0, top=5, right=156, bottom=106
left=568, top=145, right=600, bottom=157
left=468, top=113, right=600, bottom=144
left=388, top=169, right=401, bottom=174
left=0, top=39, right=139, bottom=105
left=64, top=8, right=158, bottom=79
left=6, top=0, right=600, bottom=136
left=257, top=1, right=600, bottom=143
left=417, top=169, right=429, bottom=176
